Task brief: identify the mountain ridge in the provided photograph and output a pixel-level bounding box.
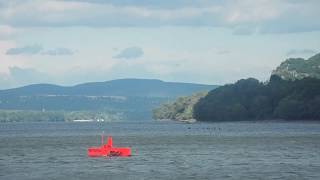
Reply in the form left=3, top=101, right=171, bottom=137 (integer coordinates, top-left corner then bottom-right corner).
left=0, top=78, right=218, bottom=98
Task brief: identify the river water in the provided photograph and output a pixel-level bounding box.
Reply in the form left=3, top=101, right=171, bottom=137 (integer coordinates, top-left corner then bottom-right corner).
left=1, top=121, right=320, bottom=180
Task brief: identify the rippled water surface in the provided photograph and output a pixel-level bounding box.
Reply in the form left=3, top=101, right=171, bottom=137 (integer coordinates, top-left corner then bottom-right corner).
left=1, top=121, right=320, bottom=180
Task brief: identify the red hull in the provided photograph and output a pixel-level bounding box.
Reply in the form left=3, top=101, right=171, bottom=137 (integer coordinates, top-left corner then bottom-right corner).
left=87, top=136, right=131, bottom=157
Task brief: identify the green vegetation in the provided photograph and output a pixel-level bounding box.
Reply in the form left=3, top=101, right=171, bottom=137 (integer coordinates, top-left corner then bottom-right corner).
left=0, top=95, right=170, bottom=121
left=0, top=110, right=64, bottom=123
left=152, top=92, right=207, bottom=121
left=0, top=79, right=217, bottom=122
left=273, top=53, right=320, bottom=80
left=153, top=53, right=320, bottom=122
left=193, top=75, right=320, bottom=121
left=0, top=110, right=123, bottom=123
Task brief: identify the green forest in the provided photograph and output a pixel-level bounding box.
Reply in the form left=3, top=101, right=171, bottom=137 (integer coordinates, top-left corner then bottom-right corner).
left=153, top=53, right=320, bottom=122
left=194, top=75, right=320, bottom=121
left=152, top=92, right=207, bottom=121
left=154, top=75, right=320, bottom=122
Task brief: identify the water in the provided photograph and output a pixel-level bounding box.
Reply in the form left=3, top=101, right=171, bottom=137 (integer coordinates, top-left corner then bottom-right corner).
left=1, top=121, right=320, bottom=180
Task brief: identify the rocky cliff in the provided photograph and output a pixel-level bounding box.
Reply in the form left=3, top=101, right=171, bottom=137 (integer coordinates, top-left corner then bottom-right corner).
left=272, top=53, right=320, bottom=80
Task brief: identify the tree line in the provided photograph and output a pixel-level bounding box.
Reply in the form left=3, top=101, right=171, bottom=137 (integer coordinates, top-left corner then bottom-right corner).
left=0, top=110, right=124, bottom=123
left=152, top=92, right=207, bottom=121
left=193, top=75, right=320, bottom=121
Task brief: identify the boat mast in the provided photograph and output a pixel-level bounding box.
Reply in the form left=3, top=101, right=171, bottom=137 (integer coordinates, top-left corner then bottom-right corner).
left=101, top=131, right=104, bottom=145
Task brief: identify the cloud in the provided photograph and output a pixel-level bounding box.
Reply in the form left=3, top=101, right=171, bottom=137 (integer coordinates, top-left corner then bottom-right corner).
left=232, top=25, right=257, bottom=35
left=0, top=71, right=10, bottom=88
left=9, top=66, right=48, bottom=82
left=286, top=49, right=317, bottom=56
left=216, top=49, right=230, bottom=55
left=225, top=0, right=320, bottom=34
left=0, top=25, right=16, bottom=39
left=0, top=1, right=221, bottom=27
left=0, top=66, right=51, bottom=89
left=113, top=47, right=144, bottom=59
left=6, top=45, right=74, bottom=56
left=6, top=45, right=43, bottom=55
left=0, top=0, right=319, bottom=34
left=59, top=0, right=223, bottom=9
left=41, top=48, right=74, bottom=56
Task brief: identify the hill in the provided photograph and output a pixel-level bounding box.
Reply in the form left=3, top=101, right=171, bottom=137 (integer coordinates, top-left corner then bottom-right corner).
left=272, top=53, right=320, bottom=80
left=0, top=78, right=217, bottom=98
left=193, top=75, right=320, bottom=121
left=153, top=53, right=320, bottom=122
left=0, top=79, right=217, bottom=122
left=152, top=92, right=207, bottom=122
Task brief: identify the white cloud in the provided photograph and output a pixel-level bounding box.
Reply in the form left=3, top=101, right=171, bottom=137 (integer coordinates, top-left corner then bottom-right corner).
left=113, top=47, right=143, bottom=59
left=6, top=44, right=43, bottom=55
left=0, top=40, right=26, bottom=73
left=6, top=45, right=74, bottom=56
left=41, top=48, right=74, bottom=56
left=224, top=0, right=282, bottom=24
left=286, top=49, right=317, bottom=57
left=0, top=0, right=319, bottom=33
left=0, top=66, right=51, bottom=89
left=0, top=0, right=319, bottom=89
left=0, top=25, right=16, bottom=39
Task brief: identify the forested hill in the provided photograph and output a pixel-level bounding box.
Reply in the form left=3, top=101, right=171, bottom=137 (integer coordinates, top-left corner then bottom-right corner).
left=193, top=75, right=320, bottom=121
left=272, top=52, right=320, bottom=80
left=194, top=53, right=320, bottom=121
left=152, top=92, right=207, bottom=122
left=0, top=79, right=217, bottom=98
left=152, top=53, right=320, bottom=122
left=0, top=79, right=217, bottom=122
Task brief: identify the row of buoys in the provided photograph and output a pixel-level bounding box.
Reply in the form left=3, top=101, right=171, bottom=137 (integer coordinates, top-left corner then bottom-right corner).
left=187, top=127, right=222, bottom=131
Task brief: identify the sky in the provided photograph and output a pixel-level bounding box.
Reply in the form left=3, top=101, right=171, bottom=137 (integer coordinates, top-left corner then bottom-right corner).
left=0, top=0, right=320, bottom=89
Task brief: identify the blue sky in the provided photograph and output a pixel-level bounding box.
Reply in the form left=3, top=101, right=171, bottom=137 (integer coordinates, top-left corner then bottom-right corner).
left=0, top=0, right=319, bottom=89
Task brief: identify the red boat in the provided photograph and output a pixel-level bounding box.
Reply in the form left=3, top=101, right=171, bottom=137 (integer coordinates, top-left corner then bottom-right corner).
left=87, top=135, right=131, bottom=157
